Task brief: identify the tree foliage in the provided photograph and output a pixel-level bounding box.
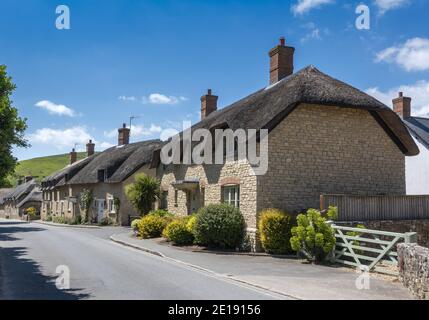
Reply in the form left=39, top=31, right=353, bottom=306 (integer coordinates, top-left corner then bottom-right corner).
left=125, top=173, right=161, bottom=216
left=0, top=65, right=28, bottom=187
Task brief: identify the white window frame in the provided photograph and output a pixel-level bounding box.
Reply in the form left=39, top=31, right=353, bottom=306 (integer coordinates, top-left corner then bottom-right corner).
left=107, top=196, right=116, bottom=214
left=222, top=185, right=240, bottom=208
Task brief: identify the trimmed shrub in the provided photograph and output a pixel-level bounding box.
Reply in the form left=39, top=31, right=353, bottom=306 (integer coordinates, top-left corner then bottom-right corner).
left=194, top=204, right=245, bottom=249
left=290, top=208, right=336, bottom=263
left=163, top=217, right=194, bottom=246
left=25, top=207, right=37, bottom=217
left=186, top=215, right=197, bottom=234
left=100, top=217, right=114, bottom=226
left=148, top=209, right=174, bottom=218
left=69, top=215, right=82, bottom=225
left=138, top=214, right=169, bottom=239
left=52, top=216, right=67, bottom=224
left=258, top=209, right=294, bottom=255
left=131, top=219, right=141, bottom=235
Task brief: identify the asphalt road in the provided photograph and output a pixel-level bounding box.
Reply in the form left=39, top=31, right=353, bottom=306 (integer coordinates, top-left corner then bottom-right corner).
left=0, top=220, right=284, bottom=300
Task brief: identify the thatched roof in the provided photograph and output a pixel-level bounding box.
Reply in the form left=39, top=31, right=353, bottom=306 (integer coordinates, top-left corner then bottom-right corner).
left=0, top=188, right=13, bottom=205
left=17, top=187, right=42, bottom=208
left=154, top=66, right=418, bottom=164
left=2, top=180, right=38, bottom=202
left=403, top=117, right=429, bottom=150
left=42, top=156, right=95, bottom=188
left=68, top=139, right=162, bottom=185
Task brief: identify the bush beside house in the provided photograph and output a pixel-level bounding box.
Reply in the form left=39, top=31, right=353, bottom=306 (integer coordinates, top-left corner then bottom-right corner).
left=290, top=207, right=337, bottom=263
left=163, top=217, right=194, bottom=246
left=258, top=209, right=294, bottom=255
left=193, top=204, right=245, bottom=249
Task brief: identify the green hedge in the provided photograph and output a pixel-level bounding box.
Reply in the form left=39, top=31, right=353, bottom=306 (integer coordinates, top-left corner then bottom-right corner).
left=258, top=209, right=294, bottom=255
left=163, top=217, right=194, bottom=246
left=194, top=204, right=245, bottom=249
left=138, top=215, right=170, bottom=239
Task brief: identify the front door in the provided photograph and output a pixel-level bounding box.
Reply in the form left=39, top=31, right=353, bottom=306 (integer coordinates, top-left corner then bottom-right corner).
left=187, top=190, right=199, bottom=215
left=97, top=200, right=105, bottom=223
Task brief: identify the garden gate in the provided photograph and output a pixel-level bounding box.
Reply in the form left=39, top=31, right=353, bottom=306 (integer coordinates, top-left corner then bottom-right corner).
left=330, top=224, right=417, bottom=275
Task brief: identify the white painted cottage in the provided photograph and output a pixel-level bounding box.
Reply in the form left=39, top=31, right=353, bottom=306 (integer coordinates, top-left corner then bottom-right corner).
left=392, top=92, right=429, bottom=195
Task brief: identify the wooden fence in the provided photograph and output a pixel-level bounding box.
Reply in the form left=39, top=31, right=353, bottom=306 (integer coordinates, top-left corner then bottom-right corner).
left=320, top=194, right=429, bottom=221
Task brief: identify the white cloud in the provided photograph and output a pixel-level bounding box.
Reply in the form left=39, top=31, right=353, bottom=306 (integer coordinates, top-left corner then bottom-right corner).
left=118, top=96, right=138, bottom=102
left=28, top=126, right=115, bottom=152
left=292, top=0, right=334, bottom=15
left=28, top=126, right=92, bottom=149
left=99, top=141, right=115, bottom=149
left=374, top=0, right=409, bottom=14
left=366, top=80, right=429, bottom=117
left=104, top=124, right=163, bottom=140
left=119, top=93, right=187, bottom=105
left=35, top=100, right=77, bottom=117
left=375, top=38, right=429, bottom=72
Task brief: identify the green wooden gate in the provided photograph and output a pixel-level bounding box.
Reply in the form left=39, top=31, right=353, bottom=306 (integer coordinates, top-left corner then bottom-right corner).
left=330, top=224, right=417, bottom=275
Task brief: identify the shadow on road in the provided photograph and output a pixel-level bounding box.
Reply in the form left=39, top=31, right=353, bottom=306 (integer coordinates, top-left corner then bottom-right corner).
left=0, top=225, right=46, bottom=242
left=0, top=247, right=90, bottom=300
left=0, top=222, right=90, bottom=300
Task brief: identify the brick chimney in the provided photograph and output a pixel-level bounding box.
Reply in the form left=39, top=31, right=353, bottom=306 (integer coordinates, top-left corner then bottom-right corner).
left=86, top=140, right=95, bottom=157
left=393, top=92, right=411, bottom=118
left=269, top=37, right=295, bottom=85
left=69, top=149, right=77, bottom=165
left=118, top=123, right=130, bottom=146
left=201, top=89, right=218, bottom=120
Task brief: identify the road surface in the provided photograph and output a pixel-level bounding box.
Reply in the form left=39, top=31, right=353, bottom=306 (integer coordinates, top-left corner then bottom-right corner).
left=0, top=220, right=283, bottom=300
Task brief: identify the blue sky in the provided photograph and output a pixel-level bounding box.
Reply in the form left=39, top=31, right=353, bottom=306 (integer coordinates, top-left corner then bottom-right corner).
left=1, top=0, right=428, bottom=160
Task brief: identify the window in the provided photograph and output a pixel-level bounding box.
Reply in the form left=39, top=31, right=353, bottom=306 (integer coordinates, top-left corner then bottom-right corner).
left=98, top=169, right=107, bottom=182
left=174, top=190, right=179, bottom=207
left=222, top=185, right=240, bottom=208
left=160, top=191, right=168, bottom=210
left=107, top=197, right=116, bottom=213
left=200, top=187, right=205, bottom=208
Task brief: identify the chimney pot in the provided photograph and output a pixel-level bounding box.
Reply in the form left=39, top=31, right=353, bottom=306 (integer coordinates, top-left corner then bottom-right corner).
left=118, top=124, right=131, bottom=146
left=393, top=93, right=411, bottom=118
left=201, top=89, right=218, bottom=120
left=269, top=38, right=295, bottom=85
left=86, top=140, right=95, bottom=157
left=69, top=149, right=77, bottom=165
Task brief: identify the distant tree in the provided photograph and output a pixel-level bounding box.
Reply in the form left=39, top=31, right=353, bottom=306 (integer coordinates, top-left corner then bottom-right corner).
left=125, top=173, right=161, bottom=216
left=0, top=65, right=28, bottom=187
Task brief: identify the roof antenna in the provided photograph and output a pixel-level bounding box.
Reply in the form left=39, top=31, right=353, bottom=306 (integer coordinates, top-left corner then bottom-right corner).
left=129, top=115, right=141, bottom=134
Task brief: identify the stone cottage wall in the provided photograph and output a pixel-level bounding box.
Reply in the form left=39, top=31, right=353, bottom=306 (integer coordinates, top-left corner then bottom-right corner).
left=159, top=161, right=258, bottom=237
left=258, top=104, right=406, bottom=215
left=69, top=165, right=156, bottom=226
left=398, top=243, right=429, bottom=300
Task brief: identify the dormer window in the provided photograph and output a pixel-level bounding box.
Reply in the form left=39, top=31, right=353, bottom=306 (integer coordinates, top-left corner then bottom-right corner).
left=98, top=169, right=107, bottom=182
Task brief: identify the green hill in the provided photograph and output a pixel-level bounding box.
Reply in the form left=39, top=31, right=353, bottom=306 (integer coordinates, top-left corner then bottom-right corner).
left=9, top=152, right=88, bottom=186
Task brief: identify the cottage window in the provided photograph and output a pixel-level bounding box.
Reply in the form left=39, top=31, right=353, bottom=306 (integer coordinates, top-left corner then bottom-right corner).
left=201, top=187, right=205, bottom=208
left=160, top=191, right=168, bottom=210
left=174, top=190, right=179, bottom=207
left=107, top=197, right=116, bottom=213
left=222, top=185, right=240, bottom=208
left=98, top=169, right=107, bottom=182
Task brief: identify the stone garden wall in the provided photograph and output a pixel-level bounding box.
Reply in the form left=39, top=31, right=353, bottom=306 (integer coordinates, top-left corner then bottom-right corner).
left=397, top=243, right=429, bottom=300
